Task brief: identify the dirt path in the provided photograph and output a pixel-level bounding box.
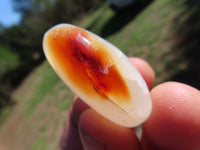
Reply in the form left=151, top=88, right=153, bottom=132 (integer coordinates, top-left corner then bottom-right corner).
left=0, top=67, right=72, bottom=150
left=0, top=144, right=9, bottom=150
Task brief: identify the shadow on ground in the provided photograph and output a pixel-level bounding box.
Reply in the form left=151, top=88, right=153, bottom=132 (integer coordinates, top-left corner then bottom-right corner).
left=167, top=0, right=200, bottom=89
left=0, top=89, right=15, bottom=108
left=87, top=0, right=153, bottom=38
left=0, top=87, right=15, bottom=115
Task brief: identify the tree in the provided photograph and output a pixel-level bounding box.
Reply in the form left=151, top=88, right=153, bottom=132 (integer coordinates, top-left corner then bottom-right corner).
left=0, top=0, right=104, bottom=88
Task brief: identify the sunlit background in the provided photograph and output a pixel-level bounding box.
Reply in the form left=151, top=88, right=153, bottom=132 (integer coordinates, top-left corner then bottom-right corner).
left=0, top=0, right=199, bottom=149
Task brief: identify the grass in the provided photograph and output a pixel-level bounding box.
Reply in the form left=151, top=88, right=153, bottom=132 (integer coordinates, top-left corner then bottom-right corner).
left=24, top=62, right=60, bottom=117
left=0, top=0, right=195, bottom=149
left=0, top=106, right=13, bottom=125
left=83, top=3, right=115, bottom=35
left=31, top=134, right=46, bottom=150
left=0, top=61, right=74, bottom=149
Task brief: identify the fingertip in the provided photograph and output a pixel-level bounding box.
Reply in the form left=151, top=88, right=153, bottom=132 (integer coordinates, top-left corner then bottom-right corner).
left=129, top=57, right=155, bottom=89
left=79, top=109, right=141, bottom=150
left=142, top=82, right=200, bottom=150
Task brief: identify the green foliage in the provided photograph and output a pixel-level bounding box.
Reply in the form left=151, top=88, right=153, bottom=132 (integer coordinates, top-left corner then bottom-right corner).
left=0, top=45, right=20, bottom=109
left=0, top=0, right=104, bottom=90
left=0, top=45, right=20, bottom=76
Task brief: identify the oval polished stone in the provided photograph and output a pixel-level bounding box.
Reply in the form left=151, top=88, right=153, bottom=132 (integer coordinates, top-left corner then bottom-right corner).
left=43, top=24, right=152, bottom=127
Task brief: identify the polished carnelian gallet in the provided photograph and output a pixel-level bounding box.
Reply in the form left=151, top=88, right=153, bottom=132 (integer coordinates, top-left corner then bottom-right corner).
left=43, top=24, right=152, bottom=127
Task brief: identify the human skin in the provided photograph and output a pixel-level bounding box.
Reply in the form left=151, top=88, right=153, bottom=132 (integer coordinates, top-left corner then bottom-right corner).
left=60, top=57, right=200, bottom=150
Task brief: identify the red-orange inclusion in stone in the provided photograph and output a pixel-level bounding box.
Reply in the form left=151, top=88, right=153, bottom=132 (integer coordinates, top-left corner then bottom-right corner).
left=46, top=26, right=131, bottom=104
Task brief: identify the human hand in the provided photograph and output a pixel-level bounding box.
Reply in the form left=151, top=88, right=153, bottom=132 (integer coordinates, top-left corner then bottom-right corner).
left=60, top=57, right=200, bottom=150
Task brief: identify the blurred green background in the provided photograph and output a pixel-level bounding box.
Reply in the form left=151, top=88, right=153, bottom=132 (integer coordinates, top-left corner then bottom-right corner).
left=0, top=0, right=199, bottom=149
